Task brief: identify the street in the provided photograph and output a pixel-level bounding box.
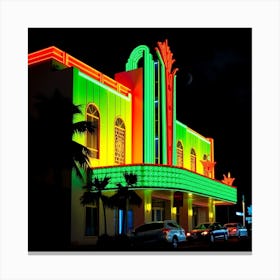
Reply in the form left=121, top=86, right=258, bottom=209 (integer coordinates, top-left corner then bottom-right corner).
left=70, top=235, right=252, bottom=252
left=128, top=236, right=252, bottom=252
left=177, top=236, right=252, bottom=252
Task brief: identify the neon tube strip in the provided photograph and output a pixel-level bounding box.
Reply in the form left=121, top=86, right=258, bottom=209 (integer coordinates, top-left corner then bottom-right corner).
left=92, top=164, right=237, bottom=203
left=156, top=50, right=167, bottom=164
left=126, top=45, right=155, bottom=163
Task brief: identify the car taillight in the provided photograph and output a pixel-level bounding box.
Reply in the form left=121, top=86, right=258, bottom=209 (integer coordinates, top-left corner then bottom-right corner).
left=162, top=228, right=171, bottom=235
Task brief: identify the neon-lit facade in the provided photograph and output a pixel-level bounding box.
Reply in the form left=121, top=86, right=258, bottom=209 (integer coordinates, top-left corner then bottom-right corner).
left=28, top=41, right=237, bottom=246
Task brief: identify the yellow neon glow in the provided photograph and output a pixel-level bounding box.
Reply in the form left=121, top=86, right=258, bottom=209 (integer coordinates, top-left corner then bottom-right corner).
left=73, top=68, right=132, bottom=168
left=172, top=207, right=177, bottom=215
left=146, top=203, right=151, bottom=212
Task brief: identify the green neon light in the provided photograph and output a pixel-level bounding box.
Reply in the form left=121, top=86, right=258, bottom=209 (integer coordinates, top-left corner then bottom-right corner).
left=92, top=165, right=237, bottom=203
left=176, top=120, right=211, bottom=144
left=72, top=68, right=132, bottom=165
left=187, top=127, right=210, bottom=144
left=156, top=50, right=167, bottom=164
left=126, top=45, right=145, bottom=69
left=126, top=45, right=155, bottom=163
left=78, top=71, right=131, bottom=102
left=176, top=120, right=187, bottom=130
left=172, top=75, right=177, bottom=166
left=156, top=62, right=161, bottom=163
left=176, top=120, right=211, bottom=173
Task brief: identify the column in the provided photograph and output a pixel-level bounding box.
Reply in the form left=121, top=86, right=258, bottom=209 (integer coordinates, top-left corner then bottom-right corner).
left=208, top=197, right=215, bottom=222
left=144, top=190, right=152, bottom=223
left=187, top=193, right=193, bottom=232
left=170, top=192, right=177, bottom=221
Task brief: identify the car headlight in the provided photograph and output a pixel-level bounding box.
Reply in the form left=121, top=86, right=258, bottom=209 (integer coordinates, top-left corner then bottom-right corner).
left=201, top=231, right=209, bottom=236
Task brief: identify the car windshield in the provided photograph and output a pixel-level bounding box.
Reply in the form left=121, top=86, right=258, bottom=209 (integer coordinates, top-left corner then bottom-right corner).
left=194, top=223, right=210, bottom=229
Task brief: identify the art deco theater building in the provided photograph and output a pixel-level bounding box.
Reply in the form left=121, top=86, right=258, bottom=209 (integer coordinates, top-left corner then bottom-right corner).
left=29, top=40, right=237, bottom=247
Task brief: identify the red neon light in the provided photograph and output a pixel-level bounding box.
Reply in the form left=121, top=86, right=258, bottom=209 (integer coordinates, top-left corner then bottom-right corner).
left=221, top=173, right=235, bottom=186
left=28, top=46, right=131, bottom=96
left=207, top=138, right=215, bottom=178
left=200, top=160, right=216, bottom=179
left=155, top=40, right=178, bottom=165
left=115, top=68, right=144, bottom=164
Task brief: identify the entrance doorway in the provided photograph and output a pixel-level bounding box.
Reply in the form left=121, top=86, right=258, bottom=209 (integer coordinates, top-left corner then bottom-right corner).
left=152, top=207, right=164, bottom=221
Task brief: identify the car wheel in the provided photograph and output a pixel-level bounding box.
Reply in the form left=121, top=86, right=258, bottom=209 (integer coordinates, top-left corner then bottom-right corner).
left=171, top=237, right=178, bottom=249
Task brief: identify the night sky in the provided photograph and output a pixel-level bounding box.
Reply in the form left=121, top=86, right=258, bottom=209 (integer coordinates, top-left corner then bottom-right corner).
left=28, top=28, right=252, bottom=206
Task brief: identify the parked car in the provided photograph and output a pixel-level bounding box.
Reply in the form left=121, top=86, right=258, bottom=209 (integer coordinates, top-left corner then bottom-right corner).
left=130, top=220, right=186, bottom=249
left=224, top=222, right=248, bottom=238
left=187, top=222, right=228, bottom=243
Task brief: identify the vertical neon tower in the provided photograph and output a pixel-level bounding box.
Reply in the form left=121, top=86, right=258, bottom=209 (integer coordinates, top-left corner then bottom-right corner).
left=126, top=45, right=155, bottom=163
left=125, top=40, right=179, bottom=166
left=155, top=40, right=178, bottom=165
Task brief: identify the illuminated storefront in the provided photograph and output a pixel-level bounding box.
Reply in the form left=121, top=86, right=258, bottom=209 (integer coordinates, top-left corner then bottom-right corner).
left=28, top=40, right=237, bottom=246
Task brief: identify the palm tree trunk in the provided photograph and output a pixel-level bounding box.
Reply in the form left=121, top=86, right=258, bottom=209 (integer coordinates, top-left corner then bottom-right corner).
left=102, top=200, right=107, bottom=235
left=122, top=205, right=126, bottom=235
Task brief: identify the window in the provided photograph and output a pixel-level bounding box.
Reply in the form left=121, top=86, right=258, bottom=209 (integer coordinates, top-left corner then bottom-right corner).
left=85, top=206, right=98, bottom=236
left=86, top=104, right=99, bottom=158
left=115, top=118, right=125, bottom=164
left=152, top=208, right=164, bottom=221
left=152, top=199, right=165, bottom=221
left=167, top=222, right=179, bottom=228
left=176, top=141, right=184, bottom=167
left=190, top=148, right=196, bottom=172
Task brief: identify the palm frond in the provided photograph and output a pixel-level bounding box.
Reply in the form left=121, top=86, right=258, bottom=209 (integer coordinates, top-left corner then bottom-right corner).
left=72, top=141, right=91, bottom=167
left=72, top=103, right=82, bottom=115
left=92, top=176, right=111, bottom=191
left=72, top=121, right=95, bottom=135
left=80, top=191, right=99, bottom=206
left=124, top=172, right=138, bottom=187
left=107, top=172, right=142, bottom=209
left=73, top=161, right=84, bottom=180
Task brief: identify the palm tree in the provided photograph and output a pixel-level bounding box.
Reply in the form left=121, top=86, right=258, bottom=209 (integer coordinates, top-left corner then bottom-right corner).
left=30, top=90, right=95, bottom=181
left=29, top=90, right=94, bottom=250
left=80, top=172, right=111, bottom=236
left=109, top=172, right=142, bottom=235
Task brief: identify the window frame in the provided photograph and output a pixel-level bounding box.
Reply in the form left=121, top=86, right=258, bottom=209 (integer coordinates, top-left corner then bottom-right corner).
left=114, top=117, right=126, bottom=164
left=86, top=104, right=100, bottom=159
left=176, top=140, right=184, bottom=167
left=190, top=148, right=197, bottom=172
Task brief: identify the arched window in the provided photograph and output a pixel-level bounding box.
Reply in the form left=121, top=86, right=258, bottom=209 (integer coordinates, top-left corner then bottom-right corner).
left=177, top=141, right=184, bottom=167
left=190, top=148, right=196, bottom=172
left=115, top=118, right=125, bottom=164
left=86, top=104, right=99, bottom=158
